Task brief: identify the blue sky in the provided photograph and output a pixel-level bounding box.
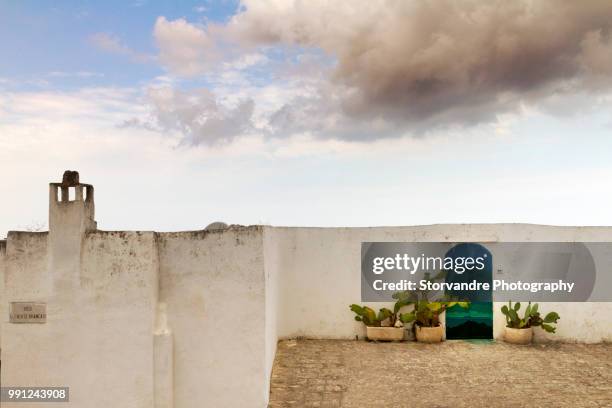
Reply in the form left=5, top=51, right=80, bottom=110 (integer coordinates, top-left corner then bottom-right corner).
left=0, top=1, right=239, bottom=87
left=1, top=1, right=612, bottom=237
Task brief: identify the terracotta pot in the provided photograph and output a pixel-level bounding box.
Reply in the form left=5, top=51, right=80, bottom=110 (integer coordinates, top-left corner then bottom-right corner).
left=415, top=325, right=444, bottom=343
left=366, top=326, right=405, bottom=341
left=504, top=327, right=533, bottom=344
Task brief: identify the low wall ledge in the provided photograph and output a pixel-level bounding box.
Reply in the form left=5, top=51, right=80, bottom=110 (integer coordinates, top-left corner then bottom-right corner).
left=6, top=231, right=49, bottom=238
left=158, top=225, right=263, bottom=239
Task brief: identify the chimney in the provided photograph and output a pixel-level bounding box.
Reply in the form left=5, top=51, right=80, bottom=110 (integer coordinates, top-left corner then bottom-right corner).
left=48, top=171, right=96, bottom=290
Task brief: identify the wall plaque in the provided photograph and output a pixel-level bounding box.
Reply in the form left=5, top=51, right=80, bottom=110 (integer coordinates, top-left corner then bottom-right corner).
left=9, top=302, right=47, bottom=323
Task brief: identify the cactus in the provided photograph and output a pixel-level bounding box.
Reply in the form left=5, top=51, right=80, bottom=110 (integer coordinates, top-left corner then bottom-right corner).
left=349, top=304, right=379, bottom=326
left=501, top=301, right=560, bottom=333
left=394, top=271, right=469, bottom=328
left=351, top=270, right=470, bottom=330
left=350, top=295, right=413, bottom=327
left=398, top=300, right=469, bottom=328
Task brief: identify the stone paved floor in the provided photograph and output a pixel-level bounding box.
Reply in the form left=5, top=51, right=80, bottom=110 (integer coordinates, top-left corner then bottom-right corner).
left=268, top=339, right=612, bottom=408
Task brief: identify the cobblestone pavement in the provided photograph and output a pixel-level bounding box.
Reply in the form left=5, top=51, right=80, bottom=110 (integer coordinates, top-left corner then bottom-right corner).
left=268, top=339, right=612, bottom=408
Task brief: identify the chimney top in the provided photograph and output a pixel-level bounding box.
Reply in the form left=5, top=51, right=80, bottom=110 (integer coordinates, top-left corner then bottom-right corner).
left=62, top=170, right=80, bottom=186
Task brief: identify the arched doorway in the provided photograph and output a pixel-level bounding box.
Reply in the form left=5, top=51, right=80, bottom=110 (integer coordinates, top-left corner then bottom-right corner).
left=444, top=243, right=493, bottom=339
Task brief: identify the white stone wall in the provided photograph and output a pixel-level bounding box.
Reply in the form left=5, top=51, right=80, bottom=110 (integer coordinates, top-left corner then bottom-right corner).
left=2, top=232, right=51, bottom=406
left=263, top=229, right=280, bottom=393
left=158, top=227, right=268, bottom=408
left=1, top=230, right=159, bottom=408
left=0, top=240, right=6, bottom=350
left=2, top=218, right=612, bottom=408
left=1, top=227, right=271, bottom=408
left=79, top=231, right=159, bottom=407
left=265, top=225, right=612, bottom=343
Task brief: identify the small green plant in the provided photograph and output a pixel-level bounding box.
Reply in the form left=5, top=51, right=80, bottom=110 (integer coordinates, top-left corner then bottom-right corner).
left=501, top=301, right=560, bottom=333
left=393, top=271, right=469, bottom=328
left=349, top=295, right=413, bottom=327
left=351, top=271, right=471, bottom=330
left=398, top=298, right=469, bottom=327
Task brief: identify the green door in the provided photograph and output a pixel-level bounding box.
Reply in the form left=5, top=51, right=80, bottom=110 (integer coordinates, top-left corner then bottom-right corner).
left=444, top=243, right=493, bottom=339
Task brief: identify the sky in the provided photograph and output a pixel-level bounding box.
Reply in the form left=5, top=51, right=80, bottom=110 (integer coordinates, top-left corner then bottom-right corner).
left=2, top=0, right=612, bottom=238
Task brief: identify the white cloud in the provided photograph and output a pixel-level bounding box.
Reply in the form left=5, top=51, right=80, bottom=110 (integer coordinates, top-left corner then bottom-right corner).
left=153, top=17, right=224, bottom=76
left=0, top=87, right=143, bottom=121
left=139, top=85, right=256, bottom=145
left=48, top=71, right=104, bottom=78
left=224, top=53, right=268, bottom=70
left=3, top=84, right=612, bottom=239
left=89, top=32, right=152, bottom=63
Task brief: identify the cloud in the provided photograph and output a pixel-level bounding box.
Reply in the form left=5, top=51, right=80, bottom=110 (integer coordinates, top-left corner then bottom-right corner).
left=153, top=17, right=274, bottom=77
left=153, top=17, right=227, bottom=77
left=225, top=53, right=269, bottom=71
left=0, top=87, right=145, bottom=130
left=48, top=71, right=104, bottom=78
left=151, top=0, right=612, bottom=142
left=579, top=29, right=612, bottom=82
left=89, top=32, right=152, bottom=63
left=4, top=85, right=612, bottom=239
left=133, top=86, right=256, bottom=145
left=89, top=32, right=131, bottom=54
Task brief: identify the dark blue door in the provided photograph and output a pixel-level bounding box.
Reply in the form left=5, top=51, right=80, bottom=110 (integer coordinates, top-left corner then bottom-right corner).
left=444, top=243, right=493, bottom=339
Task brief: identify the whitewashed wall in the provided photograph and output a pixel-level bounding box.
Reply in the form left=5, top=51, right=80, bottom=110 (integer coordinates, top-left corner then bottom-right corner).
left=1, top=181, right=273, bottom=408
left=1, top=227, right=271, bottom=408
left=0, top=240, right=5, bottom=349
left=265, top=225, right=612, bottom=343
left=158, top=228, right=269, bottom=408
left=2, top=219, right=612, bottom=408
left=2, top=230, right=159, bottom=408
left=263, top=230, right=280, bottom=394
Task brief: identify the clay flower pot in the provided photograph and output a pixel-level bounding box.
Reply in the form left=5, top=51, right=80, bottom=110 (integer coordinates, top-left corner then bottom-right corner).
left=415, top=325, right=444, bottom=343
left=366, top=326, right=405, bottom=341
left=504, top=327, right=533, bottom=344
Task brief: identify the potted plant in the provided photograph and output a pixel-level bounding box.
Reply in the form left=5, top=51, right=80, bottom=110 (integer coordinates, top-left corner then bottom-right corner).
left=349, top=295, right=412, bottom=341
left=399, top=299, right=469, bottom=343
left=501, top=301, right=560, bottom=344
left=394, top=271, right=469, bottom=343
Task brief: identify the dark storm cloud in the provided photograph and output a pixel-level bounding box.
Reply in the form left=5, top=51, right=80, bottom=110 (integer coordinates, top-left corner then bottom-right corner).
left=153, top=1, right=612, bottom=142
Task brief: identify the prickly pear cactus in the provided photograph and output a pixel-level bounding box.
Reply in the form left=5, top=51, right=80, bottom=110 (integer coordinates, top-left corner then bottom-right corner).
left=501, top=301, right=560, bottom=333
left=350, top=294, right=415, bottom=327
